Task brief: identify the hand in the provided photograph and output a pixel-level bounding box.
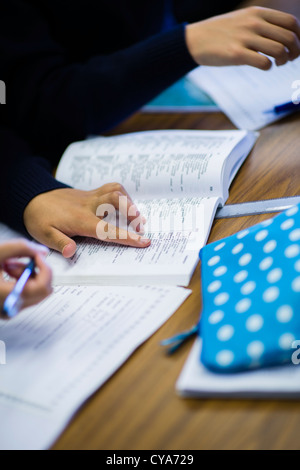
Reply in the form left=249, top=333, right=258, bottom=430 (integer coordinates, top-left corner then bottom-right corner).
left=23, top=184, right=151, bottom=259
left=185, top=6, right=300, bottom=70
left=0, top=240, right=52, bottom=317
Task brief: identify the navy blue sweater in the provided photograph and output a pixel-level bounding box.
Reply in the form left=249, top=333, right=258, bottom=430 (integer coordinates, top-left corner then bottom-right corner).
left=0, top=0, right=239, bottom=234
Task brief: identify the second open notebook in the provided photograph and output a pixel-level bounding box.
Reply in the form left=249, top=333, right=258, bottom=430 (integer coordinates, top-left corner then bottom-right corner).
left=49, top=130, right=258, bottom=286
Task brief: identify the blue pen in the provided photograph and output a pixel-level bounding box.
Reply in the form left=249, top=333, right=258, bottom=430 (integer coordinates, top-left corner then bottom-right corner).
left=265, top=101, right=300, bottom=114
left=2, top=260, right=35, bottom=319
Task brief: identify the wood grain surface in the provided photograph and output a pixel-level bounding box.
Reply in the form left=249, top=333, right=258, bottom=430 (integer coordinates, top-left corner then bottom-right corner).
left=53, top=0, right=300, bottom=450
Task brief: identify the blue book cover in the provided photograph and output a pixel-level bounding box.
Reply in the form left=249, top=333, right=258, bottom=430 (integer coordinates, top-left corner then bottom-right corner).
left=143, top=77, right=219, bottom=112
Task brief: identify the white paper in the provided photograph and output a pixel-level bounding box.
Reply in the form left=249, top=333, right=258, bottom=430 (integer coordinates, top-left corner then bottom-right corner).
left=0, top=224, right=23, bottom=242
left=46, top=197, right=220, bottom=286
left=56, top=130, right=249, bottom=199
left=0, top=197, right=220, bottom=286
left=0, top=284, right=191, bottom=450
left=52, top=129, right=258, bottom=286
left=177, top=339, right=300, bottom=399
left=0, top=129, right=256, bottom=287
left=188, top=57, right=300, bottom=130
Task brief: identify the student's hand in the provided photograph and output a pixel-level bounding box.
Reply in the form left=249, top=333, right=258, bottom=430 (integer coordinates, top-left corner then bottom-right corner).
left=0, top=240, right=52, bottom=317
left=23, top=184, right=151, bottom=259
left=186, top=6, right=300, bottom=70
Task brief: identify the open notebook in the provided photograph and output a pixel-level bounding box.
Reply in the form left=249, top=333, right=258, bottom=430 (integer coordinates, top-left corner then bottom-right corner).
left=48, top=129, right=258, bottom=286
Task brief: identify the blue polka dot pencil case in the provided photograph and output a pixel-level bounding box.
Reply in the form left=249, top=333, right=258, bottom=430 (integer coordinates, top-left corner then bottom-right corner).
left=199, top=203, right=300, bottom=373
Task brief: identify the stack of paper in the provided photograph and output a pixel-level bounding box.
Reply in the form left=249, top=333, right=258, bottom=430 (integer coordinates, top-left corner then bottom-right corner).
left=177, top=339, right=300, bottom=399
left=188, top=57, right=300, bottom=130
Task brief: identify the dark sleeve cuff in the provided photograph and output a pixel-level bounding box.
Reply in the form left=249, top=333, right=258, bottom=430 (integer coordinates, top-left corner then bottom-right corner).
left=27, top=24, right=198, bottom=148
left=82, top=24, right=197, bottom=135
left=0, top=128, right=70, bottom=235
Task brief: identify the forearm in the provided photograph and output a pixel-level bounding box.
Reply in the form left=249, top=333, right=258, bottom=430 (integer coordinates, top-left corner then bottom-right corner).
left=8, top=26, right=196, bottom=155
left=2, top=2, right=196, bottom=156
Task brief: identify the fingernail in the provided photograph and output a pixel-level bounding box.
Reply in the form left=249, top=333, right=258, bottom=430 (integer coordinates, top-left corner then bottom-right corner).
left=129, top=205, right=140, bottom=218
left=128, top=233, right=150, bottom=246
left=62, top=243, right=76, bottom=259
left=137, top=223, right=145, bottom=234
left=139, top=237, right=151, bottom=247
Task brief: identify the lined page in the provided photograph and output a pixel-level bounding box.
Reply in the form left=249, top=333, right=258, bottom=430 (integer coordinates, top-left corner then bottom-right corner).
left=0, top=285, right=191, bottom=449
left=0, top=195, right=220, bottom=286
left=188, top=57, right=300, bottom=130
left=56, top=130, right=249, bottom=199
left=46, top=197, right=220, bottom=286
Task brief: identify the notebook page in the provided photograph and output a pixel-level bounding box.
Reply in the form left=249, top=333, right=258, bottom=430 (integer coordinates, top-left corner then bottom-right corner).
left=0, top=284, right=191, bottom=450
left=0, top=196, right=220, bottom=286
left=46, top=196, right=220, bottom=286
left=177, top=339, right=300, bottom=399
left=56, top=130, right=249, bottom=199
left=188, top=57, right=300, bottom=130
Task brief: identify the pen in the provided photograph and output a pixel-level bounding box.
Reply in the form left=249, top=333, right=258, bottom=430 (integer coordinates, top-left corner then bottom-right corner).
left=2, top=259, right=35, bottom=319
left=265, top=101, right=300, bottom=114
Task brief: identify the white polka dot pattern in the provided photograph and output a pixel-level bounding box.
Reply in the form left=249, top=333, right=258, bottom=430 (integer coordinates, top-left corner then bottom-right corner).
left=199, top=203, right=300, bottom=372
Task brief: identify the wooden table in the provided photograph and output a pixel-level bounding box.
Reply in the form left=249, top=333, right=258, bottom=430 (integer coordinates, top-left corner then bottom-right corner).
left=53, top=112, right=300, bottom=451
left=53, top=0, right=300, bottom=451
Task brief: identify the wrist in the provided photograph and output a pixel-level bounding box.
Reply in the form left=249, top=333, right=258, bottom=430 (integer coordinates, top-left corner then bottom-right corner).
left=185, top=22, right=203, bottom=65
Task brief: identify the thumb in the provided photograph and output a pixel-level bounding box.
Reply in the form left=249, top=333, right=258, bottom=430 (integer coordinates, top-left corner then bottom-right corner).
left=49, top=228, right=77, bottom=258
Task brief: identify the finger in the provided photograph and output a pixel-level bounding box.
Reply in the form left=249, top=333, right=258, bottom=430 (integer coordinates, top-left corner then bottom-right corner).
left=92, top=183, right=129, bottom=199
left=259, top=9, right=300, bottom=38
left=95, top=191, right=136, bottom=219
left=247, top=37, right=289, bottom=66
left=96, top=192, right=145, bottom=233
left=96, top=219, right=151, bottom=248
left=22, top=254, right=53, bottom=305
left=2, top=261, right=27, bottom=280
left=234, top=48, right=273, bottom=70
left=54, top=205, right=150, bottom=248
left=92, top=183, right=139, bottom=216
left=0, top=280, right=47, bottom=319
left=256, top=22, right=300, bottom=60
left=0, top=281, right=17, bottom=305
left=0, top=254, right=53, bottom=314
left=0, top=281, right=18, bottom=319
left=45, top=228, right=77, bottom=259
left=0, top=240, right=49, bottom=264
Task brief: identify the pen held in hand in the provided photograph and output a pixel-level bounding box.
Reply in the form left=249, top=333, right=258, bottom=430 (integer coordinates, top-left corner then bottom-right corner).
left=2, top=259, right=36, bottom=319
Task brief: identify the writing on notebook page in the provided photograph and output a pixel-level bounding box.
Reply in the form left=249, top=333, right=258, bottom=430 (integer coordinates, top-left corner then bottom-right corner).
left=188, top=57, right=300, bottom=130
left=0, top=284, right=190, bottom=450
left=0, top=286, right=186, bottom=410
left=50, top=130, right=258, bottom=286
